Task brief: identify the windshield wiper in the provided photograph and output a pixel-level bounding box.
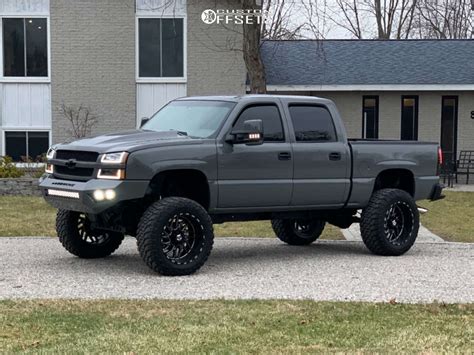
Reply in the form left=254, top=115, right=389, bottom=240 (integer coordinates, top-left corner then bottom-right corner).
left=170, top=129, right=188, bottom=136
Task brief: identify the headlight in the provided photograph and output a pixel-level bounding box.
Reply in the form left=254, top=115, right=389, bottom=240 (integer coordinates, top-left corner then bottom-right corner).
left=46, top=147, right=56, bottom=160
left=101, top=152, right=129, bottom=164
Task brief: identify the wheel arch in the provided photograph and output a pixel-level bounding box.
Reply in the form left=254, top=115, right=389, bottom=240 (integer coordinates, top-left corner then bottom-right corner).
left=145, top=169, right=211, bottom=210
left=373, top=169, right=415, bottom=196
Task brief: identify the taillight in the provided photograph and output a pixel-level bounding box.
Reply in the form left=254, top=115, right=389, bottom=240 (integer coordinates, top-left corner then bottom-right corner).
left=438, top=147, right=444, bottom=166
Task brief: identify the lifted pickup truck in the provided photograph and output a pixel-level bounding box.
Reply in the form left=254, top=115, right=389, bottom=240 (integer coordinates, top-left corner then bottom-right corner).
left=40, top=95, right=443, bottom=276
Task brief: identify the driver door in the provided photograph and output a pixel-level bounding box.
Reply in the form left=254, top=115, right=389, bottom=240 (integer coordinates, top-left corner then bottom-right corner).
left=217, top=104, right=293, bottom=208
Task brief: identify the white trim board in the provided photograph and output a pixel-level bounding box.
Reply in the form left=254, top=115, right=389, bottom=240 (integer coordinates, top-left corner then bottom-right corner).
left=263, top=84, right=474, bottom=92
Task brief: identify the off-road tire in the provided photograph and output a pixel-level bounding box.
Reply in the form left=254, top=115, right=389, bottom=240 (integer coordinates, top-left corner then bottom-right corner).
left=136, top=197, right=214, bottom=276
left=56, top=210, right=124, bottom=259
left=271, top=219, right=325, bottom=245
left=360, top=188, right=419, bottom=256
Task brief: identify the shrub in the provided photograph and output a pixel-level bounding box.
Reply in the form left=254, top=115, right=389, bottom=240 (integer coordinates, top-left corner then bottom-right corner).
left=0, top=156, right=24, bottom=178
left=20, top=155, right=46, bottom=178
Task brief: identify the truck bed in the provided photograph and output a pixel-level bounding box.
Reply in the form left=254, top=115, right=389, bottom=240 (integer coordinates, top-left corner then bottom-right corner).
left=346, top=139, right=440, bottom=208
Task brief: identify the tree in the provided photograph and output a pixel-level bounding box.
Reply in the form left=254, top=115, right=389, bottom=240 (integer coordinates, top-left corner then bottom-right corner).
left=243, top=0, right=303, bottom=93
left=415, top=0, right=472, bottom=39
left=242, top=0, right=267, bottom=94
left=262, top=0, right=305, bottom=39
left=59, top=104, right=97, bottom=139
left=327, top=0, right=419, bottom=39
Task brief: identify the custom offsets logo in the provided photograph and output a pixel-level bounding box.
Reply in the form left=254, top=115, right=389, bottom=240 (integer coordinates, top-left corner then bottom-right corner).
left=201, top=9, right=266, bottom=25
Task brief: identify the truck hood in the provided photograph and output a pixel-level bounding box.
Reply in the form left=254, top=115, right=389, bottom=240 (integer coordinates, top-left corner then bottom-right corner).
left=55, top=130, right=201, bottom=153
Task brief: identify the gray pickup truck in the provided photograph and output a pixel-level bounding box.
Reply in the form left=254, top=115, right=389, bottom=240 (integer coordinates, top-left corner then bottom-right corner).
left=40, top=95, right=443, bottom=276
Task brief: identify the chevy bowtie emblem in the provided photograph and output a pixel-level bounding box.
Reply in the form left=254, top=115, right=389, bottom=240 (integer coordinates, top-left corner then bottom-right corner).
left=65, top=159, right=77, bottom=169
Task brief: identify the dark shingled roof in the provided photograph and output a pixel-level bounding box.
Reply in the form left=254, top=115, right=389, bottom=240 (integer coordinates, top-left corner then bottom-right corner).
left=260, top=40, right=474, bottom=86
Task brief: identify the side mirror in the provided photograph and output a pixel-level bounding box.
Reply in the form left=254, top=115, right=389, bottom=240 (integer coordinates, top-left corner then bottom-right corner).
left=140, top=117, right=150, bottom=128
left=226, top=119, right=264, bottom=145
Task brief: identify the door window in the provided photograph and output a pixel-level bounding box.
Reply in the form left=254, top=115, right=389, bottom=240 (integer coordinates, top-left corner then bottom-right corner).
left=233, top=105, right=285, bottom=142
left=362, top=96, right=379, bottom=139
left=289, top=105, right=337, bottom=142
left=401, top=96, right=418, bottom=140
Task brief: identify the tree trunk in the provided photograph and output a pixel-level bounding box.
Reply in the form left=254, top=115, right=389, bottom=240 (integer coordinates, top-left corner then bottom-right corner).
left=242, top=0, right=267, bottom=94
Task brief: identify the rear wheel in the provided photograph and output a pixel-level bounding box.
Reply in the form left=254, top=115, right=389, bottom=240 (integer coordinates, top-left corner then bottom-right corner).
left=56, top=210, right=124, bottom=259
left=271, top=219, right=325, bottom=245
left=360, top=188, right=419, bottom=256
left=136, top=197, right=214, bottom=276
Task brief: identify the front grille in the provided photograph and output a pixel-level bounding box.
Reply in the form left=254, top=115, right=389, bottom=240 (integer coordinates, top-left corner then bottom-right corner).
left=53, top=150, right=99, bottom=181
left=55, top=166, right=94, bottom=177
left=56, top=150, right=99, bottom=162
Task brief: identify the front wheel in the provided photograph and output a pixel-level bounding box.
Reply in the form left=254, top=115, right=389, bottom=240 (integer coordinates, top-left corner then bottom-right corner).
left=271, top=219, right=325, bottom=245
left=360, top=188, right=419, bottom=256
left=136, top=197, right=214, bottom=276
left=56, top=210, right=125, bottom=259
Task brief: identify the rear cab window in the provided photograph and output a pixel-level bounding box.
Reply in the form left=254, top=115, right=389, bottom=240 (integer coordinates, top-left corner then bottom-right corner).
left=288, top=105, right=337, bottom=142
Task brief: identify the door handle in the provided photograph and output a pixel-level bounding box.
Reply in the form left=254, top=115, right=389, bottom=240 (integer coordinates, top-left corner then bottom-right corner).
left=329, top=152, right=342, bottom=161
left=278, top=152, right=291, bottom=161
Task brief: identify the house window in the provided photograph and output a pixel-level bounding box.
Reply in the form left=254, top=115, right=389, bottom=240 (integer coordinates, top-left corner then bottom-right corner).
left=289, top=105, right=337, bottom=142
left=3, top=18, right=48, bottom=77
left=4, top=131, right=49, bottom=161
left=362, top=96, right=379, bottom=139
left=138, top=18, right=184, bottom=78
left=401, top=96, right=418, bottom=140
left=441, top=96, right=458, bottom=164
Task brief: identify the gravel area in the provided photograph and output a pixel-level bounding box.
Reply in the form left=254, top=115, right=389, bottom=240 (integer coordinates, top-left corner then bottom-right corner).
left=1, top=237, right=472, bottom=303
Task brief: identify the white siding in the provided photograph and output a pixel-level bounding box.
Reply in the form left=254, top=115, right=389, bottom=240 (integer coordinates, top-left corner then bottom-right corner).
left=0, top=0, right=51, bottom=155
left=136, top=0, right=186, bottom=15
left=137, top=83, right=187, bottom=125
left=0, top=0, right=49, bottom=15
left=0, top=83, right=51, bottom=128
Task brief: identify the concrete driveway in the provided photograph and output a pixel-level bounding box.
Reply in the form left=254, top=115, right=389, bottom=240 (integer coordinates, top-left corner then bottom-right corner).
left=0, top=237, right=472, bottom=303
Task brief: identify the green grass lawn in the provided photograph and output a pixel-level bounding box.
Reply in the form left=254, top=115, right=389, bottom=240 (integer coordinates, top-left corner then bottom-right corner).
left=1, top=192, right=472, bottom=242
left=418, top=191, right=474, bottom=243
left=0, top=300, right=472, bottom=353
left=0, top=196, right=343, bottom=239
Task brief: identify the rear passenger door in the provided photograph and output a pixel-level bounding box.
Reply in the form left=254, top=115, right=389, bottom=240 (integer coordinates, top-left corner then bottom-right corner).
left=217, top=103, right=293, bottom=208
left=287, top=104, right=350, bottom=207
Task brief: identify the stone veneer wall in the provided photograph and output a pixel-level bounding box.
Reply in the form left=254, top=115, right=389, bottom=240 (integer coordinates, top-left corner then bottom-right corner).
left=0, top=179, right=41, bottom=196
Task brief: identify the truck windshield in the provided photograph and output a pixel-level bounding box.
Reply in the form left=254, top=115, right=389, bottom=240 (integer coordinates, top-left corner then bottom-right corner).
left=142, top=100, right=235, bottom=138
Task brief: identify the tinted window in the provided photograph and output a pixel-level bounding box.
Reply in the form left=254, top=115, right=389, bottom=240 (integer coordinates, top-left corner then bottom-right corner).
left=26, top=18, right=48, bottom=76
left=28, top=131, right=49, bottom=160
left=139, top=18, right=161, bottom=77
left=3, top=18, right=25, bottom=76
left=5, top=132, right=26, bottom=161
left=234, top=105, right=284, bottom=142
left=162, top=19, right=183, bottom=77
left=401, top=96, right=418, bottom=140
left=363, top=96, right=378, bottom=139
left=289, top=105, right=336, bottom=142
left=139, top=18, right=184, bottom=78
left=5, top=131, right=49, bottom=161
left=3, top=18, right=48, bottom=77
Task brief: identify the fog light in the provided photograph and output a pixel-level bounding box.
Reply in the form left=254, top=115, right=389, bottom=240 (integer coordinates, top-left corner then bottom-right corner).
left=105, top=189, right=116, bottom=200
left=93, top=190, right=105, bottom=201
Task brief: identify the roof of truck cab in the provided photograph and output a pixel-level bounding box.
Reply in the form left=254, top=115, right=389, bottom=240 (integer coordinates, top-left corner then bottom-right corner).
left=177, top=94, right=328, bottom=102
